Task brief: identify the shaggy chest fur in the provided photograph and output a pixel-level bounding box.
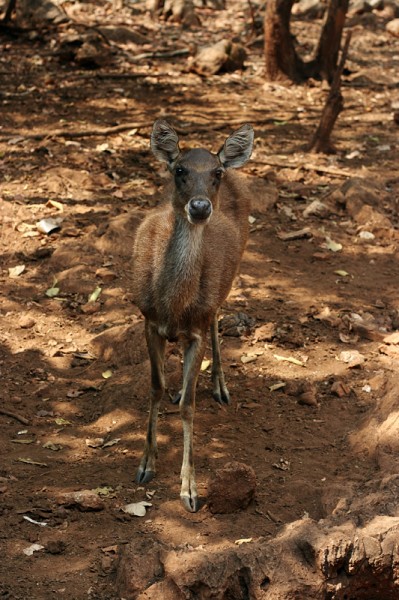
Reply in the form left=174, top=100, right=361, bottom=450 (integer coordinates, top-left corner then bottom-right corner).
left=151, top=218, right=210, bottom=338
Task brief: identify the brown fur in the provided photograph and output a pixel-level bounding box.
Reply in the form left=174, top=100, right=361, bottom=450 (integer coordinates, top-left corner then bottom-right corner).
left=132, top=121, right=253, bottom=512
left=132, top=170, right=250, bottom=340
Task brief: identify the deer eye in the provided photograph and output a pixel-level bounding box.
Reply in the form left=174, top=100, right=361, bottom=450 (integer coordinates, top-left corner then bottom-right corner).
left=214, top=168, right=224, bottom=181
left=175, top=166, right=186, bottom=177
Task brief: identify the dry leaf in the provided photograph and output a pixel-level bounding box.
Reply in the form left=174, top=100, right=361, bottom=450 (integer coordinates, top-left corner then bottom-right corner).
left=273, top=354, right=305, bottom=367
left=201, top=359, right=211, bottom=371
left=36, top=217, right=63, bottom=234
left=46, top=199, right=64, bottom=212
left=324, top=237, right=342, bottom=252
left=122, top=501, right=152, bottom=517
left=55, top=417, right=72, bottom=426
left=269, top=382, right=286, bottom=392
left=23, top=543, right=45, bottom=556
left=8, top=264, right=25, bottom=278
left=88, top=286, right=102, bottom=303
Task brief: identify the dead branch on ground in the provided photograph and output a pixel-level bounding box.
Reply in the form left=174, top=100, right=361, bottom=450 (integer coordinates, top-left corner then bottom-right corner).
left=0, top=408, right=30, bottom=425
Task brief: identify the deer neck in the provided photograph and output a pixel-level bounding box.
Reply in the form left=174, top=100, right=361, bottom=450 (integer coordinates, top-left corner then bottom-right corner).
left=168, top=214, right=204, bottom=280
left=155, top=215, right=205, bottom=337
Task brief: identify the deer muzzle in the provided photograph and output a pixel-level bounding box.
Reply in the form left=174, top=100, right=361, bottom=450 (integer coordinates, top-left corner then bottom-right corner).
left=187, top=197, right=213, bottom=224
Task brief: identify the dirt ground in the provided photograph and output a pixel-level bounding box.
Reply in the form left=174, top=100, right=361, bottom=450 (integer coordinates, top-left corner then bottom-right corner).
left=1, top=1, right=399, bottom=598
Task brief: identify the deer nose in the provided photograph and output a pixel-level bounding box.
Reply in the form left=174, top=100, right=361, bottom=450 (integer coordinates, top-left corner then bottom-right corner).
left=188, top=197, right=212, bottom=222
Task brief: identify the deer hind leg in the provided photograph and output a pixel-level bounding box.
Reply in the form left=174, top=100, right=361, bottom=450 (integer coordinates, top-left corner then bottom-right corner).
left=136, top=319, right=166, bottom=484
left=210, top=315, right=230, bottom=405
left=179, top=331, right=206, bottom=512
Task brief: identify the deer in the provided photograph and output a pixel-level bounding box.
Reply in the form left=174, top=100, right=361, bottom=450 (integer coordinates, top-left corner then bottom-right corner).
left=132, top=119, right=254, bottom=512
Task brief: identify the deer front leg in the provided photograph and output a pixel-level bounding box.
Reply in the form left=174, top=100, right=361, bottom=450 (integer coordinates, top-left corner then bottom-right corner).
left=179, top=331, right=206, bottom=512
left=136, top=319, right=166, bottom=484
left=211, top=315, right=230, bottom=405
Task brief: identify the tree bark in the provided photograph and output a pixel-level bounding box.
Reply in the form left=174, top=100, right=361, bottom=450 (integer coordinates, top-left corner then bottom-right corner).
left=2, top=0, right=17, bottom=23
left=312, top=0, right=350, bottom=82
left=264, top=0, right=305, bottom=83
left=264, top=0, right=348, bottom=83
left=308, top=30, right=352, bottom=153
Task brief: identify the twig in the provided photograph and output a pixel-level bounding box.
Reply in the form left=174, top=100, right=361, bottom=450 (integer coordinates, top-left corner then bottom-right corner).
left=0, top=121, right=154, bottom=142
left=0, top=408, right=30, bottom=425
left=128, top=48, right=190, bottom=63
left=75, top=73, right=153, bottom=80
left=246, top=0, right=257, bottom=41
left=253, top=158, right=352, bottom=178
left=0, top=117, right=291, bottom=142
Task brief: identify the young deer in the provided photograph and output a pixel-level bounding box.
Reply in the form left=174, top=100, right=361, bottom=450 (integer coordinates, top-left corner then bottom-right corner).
left=132, top=119, right=254, bottom=512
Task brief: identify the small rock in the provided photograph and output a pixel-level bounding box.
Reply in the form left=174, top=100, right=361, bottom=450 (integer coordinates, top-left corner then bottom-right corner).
left=297, top=382, right=318, bottom=406
left=386, top=18, right=399, bottom=37
left=292, top=0, right=325, bottom=17
left=207, top=462, right=256, bottom=514
left=81, top=301, right=101, bottom=314
left=298, top=390, right=318, bottom=407
left=96, top=267, right=117, bottom=282
left=368, top=371, right=385, bottom=391
left=253, top=322, right=276, bottom=343
left=219, top=312, right=255, bottom=337
left=303, top=200, right=331, bottom=218
left=358, top=231, right=375, bottom=240
left=85, top=437, right=105, bottom=448
left=101, top=554, right=115, bottom=574
left=383, top=332, right=399, bottom=345
left=331, top=381, right=351, bottom=397
left=19, top=315, right=36, bottom=329
left=190, top=40, right=246, bottom=76
left=339, top=350, right=365, bottom=368
left=56, top=490, right=105, bottom=511
left=45, top=540, right=66, bottom=555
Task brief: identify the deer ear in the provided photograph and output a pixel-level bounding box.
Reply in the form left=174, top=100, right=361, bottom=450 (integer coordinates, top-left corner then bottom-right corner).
left=218, top=124, right=254, bottom=169
left=151, top=119, right=180, bottom=167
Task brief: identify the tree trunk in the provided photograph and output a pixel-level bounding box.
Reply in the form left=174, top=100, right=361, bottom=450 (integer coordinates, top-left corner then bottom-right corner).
left=264, top=0, right=348, bottom=83
left=3, top=0, right=17, bottom=23
left=308, top=30, right=352, bottom=152
left=264, top=0, right=305, bottom=83
left=311, top=0, right=349, bottom=82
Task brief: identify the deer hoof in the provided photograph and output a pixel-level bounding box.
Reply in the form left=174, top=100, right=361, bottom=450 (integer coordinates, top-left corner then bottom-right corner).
left=212, top=389, right=230, bottom=405
left=181, top=493, right=200, bottom=513
left=135, top=468, right=156, bottom=484
left=171, top=390, right=182, bottom=405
